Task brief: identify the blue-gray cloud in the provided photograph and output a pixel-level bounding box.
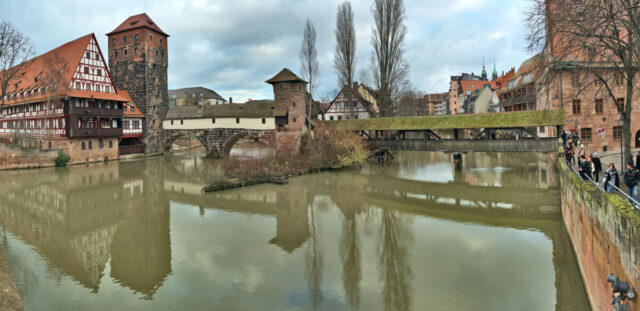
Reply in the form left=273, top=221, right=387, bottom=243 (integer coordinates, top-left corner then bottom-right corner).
left=1, top=0, right=533, bottom=102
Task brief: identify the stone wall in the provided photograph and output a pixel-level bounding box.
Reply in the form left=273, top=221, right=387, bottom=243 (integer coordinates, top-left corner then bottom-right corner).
left=163, top=129, right=275, bottom=158
left=559, top=159, right=640, bottom=310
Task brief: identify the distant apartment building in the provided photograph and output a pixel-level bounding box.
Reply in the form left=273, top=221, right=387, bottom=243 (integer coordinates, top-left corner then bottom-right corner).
left=169, top=87, right=227, bottom=107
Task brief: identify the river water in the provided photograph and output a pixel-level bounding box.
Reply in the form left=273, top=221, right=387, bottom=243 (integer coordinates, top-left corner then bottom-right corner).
left=0, top=149, right=590, bottom=310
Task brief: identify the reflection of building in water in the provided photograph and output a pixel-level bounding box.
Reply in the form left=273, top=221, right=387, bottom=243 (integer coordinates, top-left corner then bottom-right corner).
left=269, top=190, right=310, bottom=253
left=0, top=161, right=171, bottom=296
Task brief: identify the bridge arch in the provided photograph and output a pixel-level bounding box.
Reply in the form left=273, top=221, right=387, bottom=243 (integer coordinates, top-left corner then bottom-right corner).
left=163, top=130, right=210, bottom=153
left=221, top=131, right=274, bottom=158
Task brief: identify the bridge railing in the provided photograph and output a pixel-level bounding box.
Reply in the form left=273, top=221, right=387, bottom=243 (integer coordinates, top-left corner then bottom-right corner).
left=369, top=138, right=559, bottom=153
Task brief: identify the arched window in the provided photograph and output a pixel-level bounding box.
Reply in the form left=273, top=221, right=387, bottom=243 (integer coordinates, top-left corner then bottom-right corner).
left=82, top=142, right=86, bottom=150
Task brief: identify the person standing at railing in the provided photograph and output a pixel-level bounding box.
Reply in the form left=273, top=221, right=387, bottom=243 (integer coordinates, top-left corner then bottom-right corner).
left=579, top=155, right=592, bottom=181
left=603, top=163, right=620, bottom=193
left=592, top=153, right=602, bottom=183
left=623, top=162, right=640, bottom=206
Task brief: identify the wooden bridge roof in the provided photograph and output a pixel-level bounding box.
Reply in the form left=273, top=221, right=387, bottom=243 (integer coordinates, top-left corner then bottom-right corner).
left=323, top=110, right=565, bottom=131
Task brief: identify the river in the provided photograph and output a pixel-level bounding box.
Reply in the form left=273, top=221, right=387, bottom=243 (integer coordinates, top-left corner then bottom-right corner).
left=0, top=149, right=590, bottom=310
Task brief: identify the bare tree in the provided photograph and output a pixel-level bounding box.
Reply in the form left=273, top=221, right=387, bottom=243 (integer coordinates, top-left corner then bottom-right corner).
left=0, top=22, right=33, bottom=111
left=335, top=2, right=358, bottom=119
left=370, top=0, right=410, bottom=117
left=526, top=0, right=640, bottom=165
left=39, top=54, right=68, bottom=148
left=300, top=18, right=319, bottom=119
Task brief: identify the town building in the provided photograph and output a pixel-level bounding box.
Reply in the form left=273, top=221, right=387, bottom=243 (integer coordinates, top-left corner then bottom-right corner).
left=433, top=97, right=449, bottom=115
left=0, top=33, right=131, bottom=162
left=324, top=84, right=376, bottom=120
left=168, top=87, right=227, bottom=107
left=119, top=98, right=145, bottom=155
left=107, top=13, right=169, bottom=155
left=498, top=54, right=542, bottom=113
left=463, top=86, right=497, bottom=114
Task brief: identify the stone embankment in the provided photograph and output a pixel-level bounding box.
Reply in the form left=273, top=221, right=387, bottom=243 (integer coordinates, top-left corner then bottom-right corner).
left=559, top=158, right=640, bottom=310
left=0, top=244, right=23, bottom=311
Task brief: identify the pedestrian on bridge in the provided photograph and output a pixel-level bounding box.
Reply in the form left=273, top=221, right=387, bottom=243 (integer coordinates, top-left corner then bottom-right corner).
left=603, top=163, right=619, bottom=193
left=592, top=153, right=602, bottom=183
left=624, top=162, right=640, bottom=207
left=579, top=155, right=592, bottom=181
left=565, top=138, right=575, bottom=164
left=561, top=131, right=567, bottom=144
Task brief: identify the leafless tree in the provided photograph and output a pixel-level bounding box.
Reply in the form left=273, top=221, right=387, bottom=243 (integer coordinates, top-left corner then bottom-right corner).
left=0, top=22, right=33, bottom=111
left=335, top=2, right=358, bottom=118
left=300, top=19, right=319, bottom=119
left=38, top=53, right=68, bottom=148
left=526, top=0, right=640, bottom=165
left=370, top=0, right=410, bottom=117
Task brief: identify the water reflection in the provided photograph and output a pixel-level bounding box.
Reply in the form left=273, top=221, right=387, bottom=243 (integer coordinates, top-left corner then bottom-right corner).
left=0, top=151, right=589, bottom=310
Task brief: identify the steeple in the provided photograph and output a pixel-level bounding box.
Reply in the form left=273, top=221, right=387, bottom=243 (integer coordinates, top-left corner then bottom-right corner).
left=481, top=57, right=488, bottom=81
left=492, top=59, right=498, bottom=81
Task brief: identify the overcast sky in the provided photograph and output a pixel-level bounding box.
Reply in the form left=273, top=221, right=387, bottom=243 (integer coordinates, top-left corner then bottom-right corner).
left=2, top=0, right=534, bottom=103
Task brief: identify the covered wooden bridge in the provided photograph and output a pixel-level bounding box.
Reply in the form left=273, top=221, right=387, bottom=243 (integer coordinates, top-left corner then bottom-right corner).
left=323, top=110, right=565, bottom=153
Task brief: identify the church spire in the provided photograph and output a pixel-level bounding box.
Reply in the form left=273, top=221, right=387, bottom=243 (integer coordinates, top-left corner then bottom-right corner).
left=492, top=59, right=498, bottom=81
left=481, top=57, right=488, bottom=81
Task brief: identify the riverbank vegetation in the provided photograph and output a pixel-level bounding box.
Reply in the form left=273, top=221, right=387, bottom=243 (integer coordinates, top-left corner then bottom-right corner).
left=220, top=124, right=368, bottom=183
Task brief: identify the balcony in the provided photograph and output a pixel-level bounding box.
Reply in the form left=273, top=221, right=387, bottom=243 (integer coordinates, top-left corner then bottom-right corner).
left=68, top=127, right=123, bottom=138
left=69, top=106, right=123, bottom=117
left=119, top=144, right=145, bottom=155
left=500, top=93, right=536, bottom=107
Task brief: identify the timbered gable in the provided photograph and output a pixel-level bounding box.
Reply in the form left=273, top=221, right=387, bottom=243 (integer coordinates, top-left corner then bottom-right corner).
left=70, top=36, right=115, bottom=94
left=325, top=86, right=373, bottom=120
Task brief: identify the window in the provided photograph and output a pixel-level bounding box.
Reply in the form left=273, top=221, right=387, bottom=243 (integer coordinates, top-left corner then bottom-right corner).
left=581, top=128, right=592, bottom=142
left=180, top=120, right=183, bottom=125
left=150, top=34, right=153, bottom=40
left=170, top=120, right=174, bottom=125
left=86, top=52, right=90, bottom=58
left=135, top=34, right=139, bottom=40
left=330, top=116, right=334, bottom=120
left=571, top=71, right=580, bottom=87
left=123, top=36, right=127, bottom=43
left=109, top=140, right=113, bottom=148
left=124, top=49, right=128, bottom=56
left=595, top=99, right=603, bottom=114
left=88, top=141, right=92, bottom=150
left=112, top=38, right=116, bottom=45
left=115, top=51, right=118, bottom=58
left=572, top=99, right=581, bottom=114
left=523, top=74, right=532, bottom=84
left=97, top=69, right=102, bottom=76
left=617, top=98, right=625, bottom=112
left=539, top=126, right=546, bottom=133
left=135, top=47, right=138, bottom=54
left=614, top=126, right=622, bottom=141
left=236, top=118, right=240, bottom=124
left=212, top=118, right=215, bottom=124
left=160, top=38, right=162, bottom=44
left=293, top=102, right=296, bottom=107
left=262, top=118, right=266, bottom=124
left=616, top=72, right=624, bottom=86
left=84, top=66, right=89, bottom=74
left=82, top=142, right=86, bottom=150
left=99, top=139, right=103, bottom=149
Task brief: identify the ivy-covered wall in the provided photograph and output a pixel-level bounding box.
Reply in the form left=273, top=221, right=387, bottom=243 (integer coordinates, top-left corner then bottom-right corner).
left=558, top=158, right=640, bottom=310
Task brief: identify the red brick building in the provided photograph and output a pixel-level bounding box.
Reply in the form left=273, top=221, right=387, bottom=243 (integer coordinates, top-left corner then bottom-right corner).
left=0, top=33, right=131, bottom=162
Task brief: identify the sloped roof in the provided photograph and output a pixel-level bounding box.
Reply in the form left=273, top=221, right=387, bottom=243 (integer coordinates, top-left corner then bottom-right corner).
left=121, top=91, right=145, bottom=118
left=106, top=13, right=169, bottom=37
left=2, top=33, right=131, bottom=106
left=327, top=85, right=377, bottom=116
left=164, top=100, right=279, bottom=119
left=459, top=80, right=494, bottom=95
left=169, top=87, right=226, bottom=102
left=266, top=68, right=307, bottom=84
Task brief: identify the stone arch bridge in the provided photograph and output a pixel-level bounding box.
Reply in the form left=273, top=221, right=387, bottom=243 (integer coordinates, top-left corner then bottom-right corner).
left=162, top=129, right=275, bottom=157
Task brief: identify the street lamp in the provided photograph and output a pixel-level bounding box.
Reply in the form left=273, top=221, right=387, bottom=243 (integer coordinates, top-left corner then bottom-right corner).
left=619, top=115, right=624, bottom=168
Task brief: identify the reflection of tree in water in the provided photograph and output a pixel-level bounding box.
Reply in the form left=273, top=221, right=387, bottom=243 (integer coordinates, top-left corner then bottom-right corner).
left=378, top=208, right=413, bottom=311
left=340, top=208, right=361, bottom=308
left=305, top=205, right=323, bottom=309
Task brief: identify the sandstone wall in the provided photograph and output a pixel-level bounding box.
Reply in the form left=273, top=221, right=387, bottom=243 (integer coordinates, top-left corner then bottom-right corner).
left=559, top=159, right=640, bottom=310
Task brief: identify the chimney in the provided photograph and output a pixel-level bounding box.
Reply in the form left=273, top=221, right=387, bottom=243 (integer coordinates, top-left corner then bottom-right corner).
left=229, top=97, right=233, bottom=104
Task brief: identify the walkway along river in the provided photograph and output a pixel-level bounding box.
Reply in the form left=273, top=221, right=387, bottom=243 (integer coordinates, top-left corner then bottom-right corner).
left=0, top=149, right=589, bottom=310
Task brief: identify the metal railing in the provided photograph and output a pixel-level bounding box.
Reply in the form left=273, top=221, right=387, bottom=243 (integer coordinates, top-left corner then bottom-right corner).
left=563, top=157, right=640, bottom=209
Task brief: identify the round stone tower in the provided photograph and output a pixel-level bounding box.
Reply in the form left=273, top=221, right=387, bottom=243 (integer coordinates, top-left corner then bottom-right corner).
left=266, top=68, right=308, bottom=156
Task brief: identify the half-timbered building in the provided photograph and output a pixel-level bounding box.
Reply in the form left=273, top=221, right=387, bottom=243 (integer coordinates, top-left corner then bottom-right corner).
left=0, top=33, right=131, bottom=162
left=324, top=85, right=376, bottom=120
left=119, top=95, right=145, bottom=155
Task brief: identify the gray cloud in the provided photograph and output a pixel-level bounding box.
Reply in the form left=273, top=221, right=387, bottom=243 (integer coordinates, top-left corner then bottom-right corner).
left=1, top=0, right=532, bottom=102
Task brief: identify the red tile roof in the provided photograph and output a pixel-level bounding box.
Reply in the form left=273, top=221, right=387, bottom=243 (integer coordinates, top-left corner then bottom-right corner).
left=459, top=80, right=493, bottom=95
left=266, top=68, right=307, bottom=84
left=106, top=13, right=169, bottom=37
left=2, top=33, right=131, bottom=106
left=120, top=90, right=145, bottom=118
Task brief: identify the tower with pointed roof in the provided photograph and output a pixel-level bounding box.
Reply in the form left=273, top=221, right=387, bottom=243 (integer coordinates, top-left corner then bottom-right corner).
left=266, top=68, right=308, bottom=156
left=481, top=58, right=488, bottom=81
left=492, top=60, right=498, bottom=81
left=107, top=13, right=169, bottom=154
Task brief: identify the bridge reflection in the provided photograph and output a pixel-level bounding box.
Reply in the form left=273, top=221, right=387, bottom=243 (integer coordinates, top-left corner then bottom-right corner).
left=0, top=152, right=585, bottom=309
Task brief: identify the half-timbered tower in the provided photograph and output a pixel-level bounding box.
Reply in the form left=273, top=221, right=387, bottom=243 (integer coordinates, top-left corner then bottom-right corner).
left=107, top=13, right=169, bottom=155
left=0, top=33, right=130, bottom=163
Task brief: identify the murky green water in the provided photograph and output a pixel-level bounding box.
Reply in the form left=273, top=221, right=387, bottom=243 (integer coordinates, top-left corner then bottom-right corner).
left=0, top=150, right=590, bottom=310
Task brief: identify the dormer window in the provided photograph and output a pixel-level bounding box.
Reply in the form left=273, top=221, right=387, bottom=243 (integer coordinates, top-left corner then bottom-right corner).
left=34, top=75, right=40, bottom=83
